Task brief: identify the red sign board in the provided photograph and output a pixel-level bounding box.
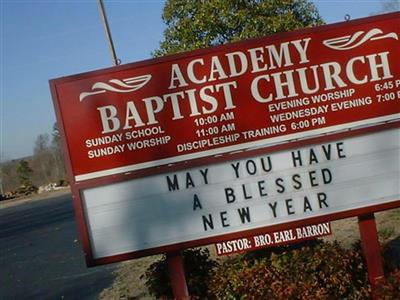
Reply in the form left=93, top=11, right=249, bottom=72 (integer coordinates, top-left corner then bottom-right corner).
left=51, top=12, right=400, bottom=182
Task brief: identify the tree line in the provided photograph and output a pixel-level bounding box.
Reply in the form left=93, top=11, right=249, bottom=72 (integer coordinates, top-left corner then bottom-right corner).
left=1, top=123, right=66, bottom=194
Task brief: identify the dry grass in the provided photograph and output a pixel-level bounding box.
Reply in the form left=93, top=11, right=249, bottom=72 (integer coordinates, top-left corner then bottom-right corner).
left=99, top=256, right=160, bottom=300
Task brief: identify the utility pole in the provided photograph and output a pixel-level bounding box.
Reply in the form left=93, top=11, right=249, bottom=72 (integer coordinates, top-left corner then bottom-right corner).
left=97, top=0, right=120, bottom=66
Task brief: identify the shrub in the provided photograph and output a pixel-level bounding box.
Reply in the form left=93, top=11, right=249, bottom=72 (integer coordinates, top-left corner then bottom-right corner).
left=143, top=240, right=400, bottom=299
left=373, top=270, right=400, bottom=299
left=142, top=248, right=217, bottom=299
left=15, top=184, right=38, bottom=196
left=382, top=237, right=400, bottom=274
left=207, top=241, right=371, bottom=299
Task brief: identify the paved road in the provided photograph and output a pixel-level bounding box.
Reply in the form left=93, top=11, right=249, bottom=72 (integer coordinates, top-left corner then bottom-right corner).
left=0, top=193, right=116, bottom=300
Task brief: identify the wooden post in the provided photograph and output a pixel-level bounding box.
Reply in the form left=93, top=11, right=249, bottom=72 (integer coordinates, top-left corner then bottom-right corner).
left=167, top=251, right=189, bottom=299
left=358, top=213, right=384, bottom=285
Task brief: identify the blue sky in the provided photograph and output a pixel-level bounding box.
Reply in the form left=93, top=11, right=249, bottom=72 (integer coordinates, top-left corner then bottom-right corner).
left=0, top=0, right=395, bottom=161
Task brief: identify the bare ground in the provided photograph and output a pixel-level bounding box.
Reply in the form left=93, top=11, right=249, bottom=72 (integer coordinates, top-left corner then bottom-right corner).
left=99, top=208, right=400, bottom=300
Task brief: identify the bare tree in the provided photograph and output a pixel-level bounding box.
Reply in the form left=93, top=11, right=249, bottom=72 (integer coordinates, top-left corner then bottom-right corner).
left=16, top=160, right=33, bottom=186
left=0, top=124, right=67, bottom=193
left=30, top=125, right=67, bottom=187
left=0, top=161, right=19, bottom=193
left=51, top=122, right=66, bottom=181
left=32, top=133, right=54, bottom=185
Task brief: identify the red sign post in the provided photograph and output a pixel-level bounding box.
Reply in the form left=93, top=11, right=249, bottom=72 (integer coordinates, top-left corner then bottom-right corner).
left=51, top=12, right=400, bottom=297
left=358, top=214, right=385, bottom=285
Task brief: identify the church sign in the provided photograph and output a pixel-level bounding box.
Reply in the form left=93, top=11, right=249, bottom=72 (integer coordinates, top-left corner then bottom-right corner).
left=50, top=13, right=399, bottom=266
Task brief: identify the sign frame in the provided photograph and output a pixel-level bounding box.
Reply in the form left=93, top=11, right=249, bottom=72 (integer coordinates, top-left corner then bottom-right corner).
left=50, top=12, right=400, bottom=267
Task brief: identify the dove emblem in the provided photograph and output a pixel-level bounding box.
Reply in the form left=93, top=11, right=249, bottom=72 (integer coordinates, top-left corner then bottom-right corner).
left=323, top=28, right=398, bottom=51
left=79, top=74, right=152, bottom=102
